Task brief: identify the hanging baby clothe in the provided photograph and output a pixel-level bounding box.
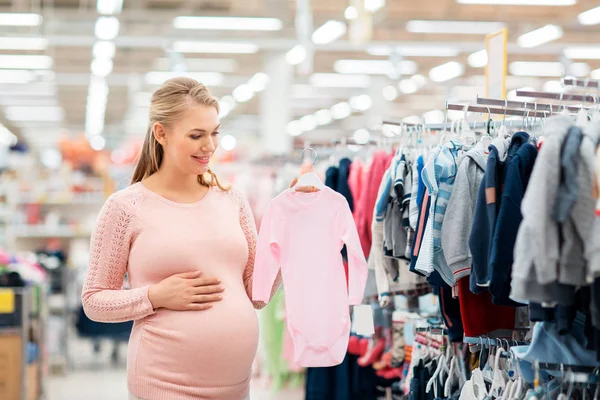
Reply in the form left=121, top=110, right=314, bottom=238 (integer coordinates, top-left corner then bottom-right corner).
left=253, top=186, right=369, bottom=367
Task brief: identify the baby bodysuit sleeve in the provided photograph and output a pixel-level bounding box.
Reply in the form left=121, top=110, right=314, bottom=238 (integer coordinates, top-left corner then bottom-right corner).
left=339, top=200, right=369, bottom=305
left=81, top=194, right=155, bottom=323
left=235, top=191, right=282, bottom=309
left=252, top=200, right=282, bottom=303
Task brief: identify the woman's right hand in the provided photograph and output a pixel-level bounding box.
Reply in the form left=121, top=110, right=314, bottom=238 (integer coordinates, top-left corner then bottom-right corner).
left=148, top=271, right=224, bottom=311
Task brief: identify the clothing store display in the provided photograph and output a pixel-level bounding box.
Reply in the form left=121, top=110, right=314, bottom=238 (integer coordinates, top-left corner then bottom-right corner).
left=253, top=186, right=368, bottom=367
left=82, top=183, right=281, bottom=400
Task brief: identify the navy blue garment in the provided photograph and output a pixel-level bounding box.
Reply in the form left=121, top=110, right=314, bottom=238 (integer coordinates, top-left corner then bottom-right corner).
left=337, top=157, right=354, bottom=212
left=325, top=166, right=339, bottom=190
left=469, top=132, right=529, bottom=294
left=438, top=284, right=464, bottom=343
left=489, top=142, right=538, bottom=306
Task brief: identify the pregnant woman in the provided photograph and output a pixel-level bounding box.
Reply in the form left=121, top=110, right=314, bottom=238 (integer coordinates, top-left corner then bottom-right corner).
left=81, top=77, right=281, bottom=400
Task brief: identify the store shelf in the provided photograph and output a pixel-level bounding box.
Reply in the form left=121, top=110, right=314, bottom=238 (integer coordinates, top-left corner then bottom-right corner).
left=17, top=193, right=106, bottom=206
left=13, top=225, right=93, bottom=239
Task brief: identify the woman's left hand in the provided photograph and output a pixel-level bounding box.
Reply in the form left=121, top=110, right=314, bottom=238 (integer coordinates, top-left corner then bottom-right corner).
left=289, top=177, right=320, bottom=193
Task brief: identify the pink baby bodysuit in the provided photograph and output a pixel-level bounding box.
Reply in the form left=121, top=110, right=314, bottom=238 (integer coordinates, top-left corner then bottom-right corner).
left=252, top=186, right=368, bottom=368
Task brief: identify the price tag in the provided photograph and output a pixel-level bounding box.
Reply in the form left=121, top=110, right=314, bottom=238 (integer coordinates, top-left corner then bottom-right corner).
left=0, top=289, right=15, bottom=314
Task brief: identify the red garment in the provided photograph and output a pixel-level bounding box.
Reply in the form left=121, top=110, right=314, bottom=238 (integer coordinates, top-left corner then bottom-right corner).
left=348, top=159, right=365, bottom=219
left=457, top=277, right=516, bottom=337
left=355, top=151, right=394, bottom=258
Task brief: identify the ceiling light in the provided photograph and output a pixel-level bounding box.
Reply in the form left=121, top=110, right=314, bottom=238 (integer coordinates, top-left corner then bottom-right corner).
left=0, top=55, right=53, bottom=70
left=517, top=24, right=563, bottom=48
left=95, top=17, right=120, bottom=40
left=353, top=129, right=370, bottom=144
left=578, top=6, right=600, bottom=25
left=364, top=0, right=385, bottom=12
left=399, top=79, right=418, bottom=94
left=367, top=45, right=459, bottom=57
left=248, top=72, right=270, bottom=92
left=5, top=106, right=64, bottom=122
left=97, top=0, right=123, bottom=15
left=568, top=62, right=590, bottom=77
left=173, top=41, right=259, bottom=54
left=314, top=109, right=333, bottom=125
left=286, top=44, right=307, bottom=65
left=543, top=81, right=563, bottom=92
left=40, top=148, right=62, bottom=169
left=429, top=61, right=465, bottom=82
left=345, top=6, right=358, bottom=20
left=382, top=85, right=398, bottom=101
left=423, top=110, right=445, bottom=124
left=591, top=69, right=600, bottom=79
left=220, top=135, right=237, bottom=151
left=154, top=57, right=237, bottom=72
left=312, top=20, right=347, bottom=44
left=287, top=120, right=304, bottom=136
left=402, top=115, right=422, bottom=125
left=173, top=16, right=282, bottom=31
left=93, top=41, right=116, bottom=60
left=563, top=47, right=600, bottom=59
left=411, top=74, right=427, bottom=87
left=0, top=13, right=42, bottom=26
left=309, top=73, right=371, bottom=88
left=144, top=71, right=224, bottom=86
left=349, top=94, right=373, bottom=112
left=331, top=102, right=353, bottom=119
left=0, top=70, right=35, bottom=84
left=91, top=58, right=113, bottom=77
left=0, top=37, right=47, bottom=51
left=232, top=84, right=255, bottom=103
left=509, top=61, right=563, bottom=76
left=219, top=95, right=236, bottom=117
left=406, top=20, right=505, bottom=34
left=90, top=135, right=106, bottom=151
left=457, top=0, right=575, bottom=4
left=334, top=59, right=417, bottom=75
left=300, top=115, right=318, bottom=132
left=468, top=49, right=488, bottom=67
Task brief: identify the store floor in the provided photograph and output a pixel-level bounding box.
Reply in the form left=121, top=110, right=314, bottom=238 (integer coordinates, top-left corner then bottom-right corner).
left=46, top=334, right=304, bottom=400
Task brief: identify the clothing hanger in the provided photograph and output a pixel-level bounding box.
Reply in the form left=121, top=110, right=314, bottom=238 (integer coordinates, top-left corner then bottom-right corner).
left=291, top=147, right=325, bottom=191
left=577, top=83, right=591, bottom=127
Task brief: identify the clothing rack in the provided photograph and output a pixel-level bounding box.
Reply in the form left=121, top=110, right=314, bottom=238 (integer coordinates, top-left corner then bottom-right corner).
left=463, top=336, right=528, bottom=347
left=445, top=103, right=550, bottom=118
left=563, top=77, right=600, bottom=89
left=476, top=96, right=591, bottom=114
left=515, top=90, right=597, bottom=104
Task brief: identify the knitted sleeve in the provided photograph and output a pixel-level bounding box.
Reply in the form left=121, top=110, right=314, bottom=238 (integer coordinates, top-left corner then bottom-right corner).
left=231, top=189, right=282, bottom=309
left=81, top=192, right=155, bottom=323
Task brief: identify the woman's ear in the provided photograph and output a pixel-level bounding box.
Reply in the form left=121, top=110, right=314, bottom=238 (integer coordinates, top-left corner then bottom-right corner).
left=153, top=122, right=167, bottom=146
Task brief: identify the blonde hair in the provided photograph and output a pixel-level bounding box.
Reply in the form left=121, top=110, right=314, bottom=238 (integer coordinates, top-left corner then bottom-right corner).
left=131, top=77, right=228, bottom=190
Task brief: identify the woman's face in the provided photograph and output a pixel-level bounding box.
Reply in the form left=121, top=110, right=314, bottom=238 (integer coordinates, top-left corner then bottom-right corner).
left=155, top=104, right=220, bottom=176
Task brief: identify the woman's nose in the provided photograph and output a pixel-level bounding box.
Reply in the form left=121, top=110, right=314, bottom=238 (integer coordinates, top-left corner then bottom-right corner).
left=201, top=138, right=215, bottom=152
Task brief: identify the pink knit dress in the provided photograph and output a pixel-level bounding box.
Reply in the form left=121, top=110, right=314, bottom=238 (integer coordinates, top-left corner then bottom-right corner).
left=81, top=183, right=279, bottom=400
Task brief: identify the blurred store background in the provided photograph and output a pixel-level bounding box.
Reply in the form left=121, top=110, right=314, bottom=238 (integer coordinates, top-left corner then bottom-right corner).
left=0, top=0, right=599, bottom=399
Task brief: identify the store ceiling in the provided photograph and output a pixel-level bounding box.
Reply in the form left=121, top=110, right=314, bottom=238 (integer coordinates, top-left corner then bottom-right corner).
left=0, top=0, right=599, bottom=151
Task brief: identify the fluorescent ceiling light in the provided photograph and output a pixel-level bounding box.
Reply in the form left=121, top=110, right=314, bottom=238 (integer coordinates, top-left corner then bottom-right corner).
left=367, top=45, right=459, bottom=57
left=509, top=61, right=563, bottom=76
left=0, top=37, right=47, bottom=50
left=457, top=0, right=575, bottom=4
left=248, top=73, right=270, bottom=92
left=220, top=135, right=236, bottom=151
left=591, top=69, right=600, bottom=80
left=0, top=13, right=42, bottom=26
left=353, top=128, right=370, bottom=144
left=286, top=44, right=307, bottom=65
left=232, top=84, right=254, bottom=103
left=173, top=41, right=259, bottom=54
left=331, top=102, right=353, bottom=119
left=399, top=79, right=418, bottom=94
left=89, top=136, right=106, bottom=151
left=5, top=106, right=64, bottom=122
left=93, top=41, right=116, bottom=60
left=468, top=49, right=488, bottom=68
left=312, top=20, right=347, bottom=44
left=543, top=81, right=563, bottom=92
left=0, top=70, right=35, bottom=84
left=349, top=94, right=373, bottom=111
left=144, top=71, right=224, bottom=86
left=429, top=61, right=465, bottom=82
left=173, top=16, right=282, bottom=31
left=345, top=6, right=358, bottom=20
left=578, top=6, right=600, bottom=25
left=568, top=62, right=590, bottom=77
left=382, top=85, right=398, bottom=101
left=314, top=109, right=333, bottom=125
left=97, top=0, right=123, bottom=15
left=334, top=59, right=417, bottom=75
left=95, top=16, right=120, bottom=40
left=517, top=24, right=563, bottom=48
left=91, top=58, right=113, bottom=77
left=0, top=55, right=53, bottom=70
left=364, top=0, right=385, bottom=12
left=300, top=115, right=317, bottom=131
left=406, top=20, right=505, bottom=34
left=153, top=57, right=237, bottom=72
left=309, top=73, right=371, bottom=88
left=286, top=120, right=304, bottom=136
left=563, top=47, right=600, bottom=59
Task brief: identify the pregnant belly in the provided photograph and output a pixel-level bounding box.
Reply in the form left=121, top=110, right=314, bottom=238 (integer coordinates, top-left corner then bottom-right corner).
left=130, top=288, right=259, bottom=388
